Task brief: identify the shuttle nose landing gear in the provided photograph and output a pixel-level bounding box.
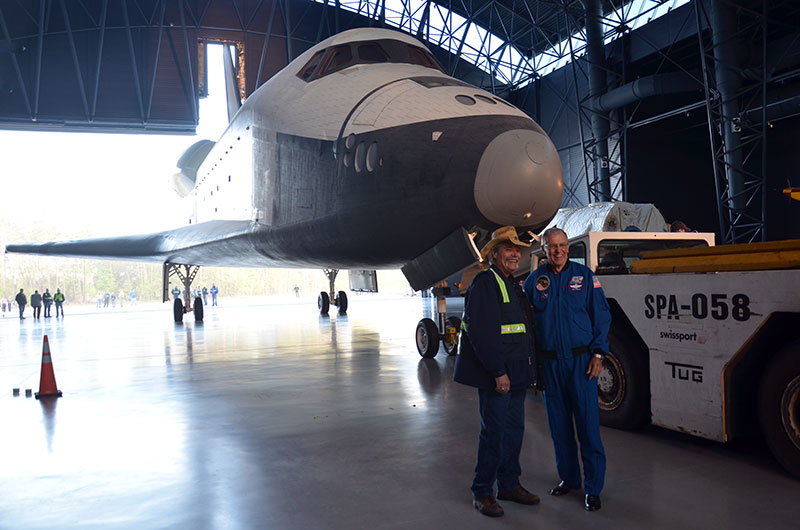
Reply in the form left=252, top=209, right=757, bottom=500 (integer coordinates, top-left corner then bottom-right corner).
left=415, top=286, right=461, bottom=358
left=319, top=269, right=348, bottom=315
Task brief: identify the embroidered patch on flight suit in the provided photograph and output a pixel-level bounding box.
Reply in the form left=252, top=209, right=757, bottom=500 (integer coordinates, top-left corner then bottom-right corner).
left=568, top=276, right=585, bottom=291
left=536, top=276, right=550, bottom=291
left=593, top=275, right=602, bottom=288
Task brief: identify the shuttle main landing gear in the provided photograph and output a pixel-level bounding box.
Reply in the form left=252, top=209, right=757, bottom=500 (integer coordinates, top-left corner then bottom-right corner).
left=164, top=263, right=204, bottom=323
left=319, top=268, right=348, bottom=315
left=415, top=286, right=461, bottom=358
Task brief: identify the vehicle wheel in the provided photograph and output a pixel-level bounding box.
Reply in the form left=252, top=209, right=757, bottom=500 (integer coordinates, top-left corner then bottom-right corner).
left=193, top=297, right=204, bottom=321
left=758, top=341, right=800, bottom=478
left=318, top=292, right=330, bottom=315
left=173, top=298, right=183, bottom=323
left=443, top=316, right=462, bottom=356
left=598, top=328, right=650, bottom=429
left=416, top=318, right=440, bottom=358
left=337, top=291, right=348, bottom=313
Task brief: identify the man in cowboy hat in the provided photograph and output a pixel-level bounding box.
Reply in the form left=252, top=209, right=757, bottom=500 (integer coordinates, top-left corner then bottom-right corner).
left=453, top=226, right=540, bottom=517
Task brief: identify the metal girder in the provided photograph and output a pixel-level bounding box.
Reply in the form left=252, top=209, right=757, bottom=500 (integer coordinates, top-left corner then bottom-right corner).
left=694, top=0, right=769, bottom=244
left=564, top=0, right=624, bottom=204
left=91, top=0, right=109, bottom=120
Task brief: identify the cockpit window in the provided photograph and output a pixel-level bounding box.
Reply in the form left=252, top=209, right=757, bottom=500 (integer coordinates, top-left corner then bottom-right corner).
left=297, top=50, right=326, bottom=81
left=408, top=45, right=435, bottom=68
left=357, top=43, right=389, bottom=63
left=297, top=39, right=444, bottom=82
left=320, top=45, right=353, bottom=76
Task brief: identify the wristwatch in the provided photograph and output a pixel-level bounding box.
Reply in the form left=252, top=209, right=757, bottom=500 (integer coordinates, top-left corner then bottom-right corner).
left=593, top=352, right=604, bottom=360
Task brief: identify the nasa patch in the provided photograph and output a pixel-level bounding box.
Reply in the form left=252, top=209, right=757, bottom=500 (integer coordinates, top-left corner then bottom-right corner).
left=568, top=275, right=585, bottom=291
left=536, top=276, right=550, bottom=291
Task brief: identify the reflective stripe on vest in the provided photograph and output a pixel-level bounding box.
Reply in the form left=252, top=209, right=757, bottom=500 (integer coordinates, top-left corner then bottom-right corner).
left=501, top=323, right=526, bottom=334
left=488, top=268, right=510, bottom=303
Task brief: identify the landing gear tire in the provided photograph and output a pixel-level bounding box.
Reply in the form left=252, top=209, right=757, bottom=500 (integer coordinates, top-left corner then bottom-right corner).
left=337, top=291, right=348, bottom=313
left=173, top=299, right=184, bottom=323
left=416, top=318, right=440, bottom=359
left=759, top=340, right=800, bottom=478
left=598, top=327, right=650, bottom=430
left=194, top=297, right=204, bottom=321
left=443, top=316, right=462, bottom=356
left=318, top=292, right=330, bottom=315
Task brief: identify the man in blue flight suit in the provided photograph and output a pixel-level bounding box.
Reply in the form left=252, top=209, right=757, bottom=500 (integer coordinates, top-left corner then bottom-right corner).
left=454, top=226, right=540, bottom=518
left=210, top=284, right=219, bottom=306
left=523, top=227, right=611, bottom=512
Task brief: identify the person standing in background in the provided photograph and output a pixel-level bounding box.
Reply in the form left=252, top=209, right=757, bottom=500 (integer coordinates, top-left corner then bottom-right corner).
left=42, top=288, right=53, bottom=317
left=210, top=284, right=219, bottom=306
left=15, top=289, right=27, bottom=319
left=30, top=290, right=42, bottom=319
left=54, top=288, right=66, bottom=318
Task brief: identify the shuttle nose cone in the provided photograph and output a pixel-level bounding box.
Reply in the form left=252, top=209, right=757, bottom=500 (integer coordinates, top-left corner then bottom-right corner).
left=474, top=129, right=563, bottom=228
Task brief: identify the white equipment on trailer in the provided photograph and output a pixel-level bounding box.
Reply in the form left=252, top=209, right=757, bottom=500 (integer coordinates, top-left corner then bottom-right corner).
left=531, top=231, right=800, bottom=478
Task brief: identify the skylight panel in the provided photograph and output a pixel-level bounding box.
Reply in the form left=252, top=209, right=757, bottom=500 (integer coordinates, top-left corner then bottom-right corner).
left=311, top=0, right=691, bottom=89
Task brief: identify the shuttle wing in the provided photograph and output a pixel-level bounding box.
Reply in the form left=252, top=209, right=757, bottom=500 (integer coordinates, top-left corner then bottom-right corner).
left=5, top=220, right=258, bottom=266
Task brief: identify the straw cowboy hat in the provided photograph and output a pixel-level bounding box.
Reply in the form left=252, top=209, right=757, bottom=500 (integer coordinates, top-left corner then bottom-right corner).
left=480, top=226, right=531, bottom=261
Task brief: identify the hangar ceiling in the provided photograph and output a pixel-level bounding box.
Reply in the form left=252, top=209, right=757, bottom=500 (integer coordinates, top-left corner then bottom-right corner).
left=0, top=0, right=687, bottom=133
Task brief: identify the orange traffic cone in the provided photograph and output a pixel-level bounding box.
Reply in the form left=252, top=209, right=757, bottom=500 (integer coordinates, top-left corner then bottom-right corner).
left=35, top=335, right=62, bottom=399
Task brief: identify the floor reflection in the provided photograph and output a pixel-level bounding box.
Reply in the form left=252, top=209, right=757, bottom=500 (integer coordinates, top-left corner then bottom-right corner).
left=39, top=395, right=59, bottom=453
left=417, top=358, right=442, bottom=395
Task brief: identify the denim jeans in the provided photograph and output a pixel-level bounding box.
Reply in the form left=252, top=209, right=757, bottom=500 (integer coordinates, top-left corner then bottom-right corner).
left=471, top=387, right=526, bottom=498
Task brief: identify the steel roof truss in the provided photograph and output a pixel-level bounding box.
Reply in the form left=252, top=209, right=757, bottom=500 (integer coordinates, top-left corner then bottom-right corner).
left=59, top=0, right=90, bottom=120
left=90, top=0, right=108, bottom=120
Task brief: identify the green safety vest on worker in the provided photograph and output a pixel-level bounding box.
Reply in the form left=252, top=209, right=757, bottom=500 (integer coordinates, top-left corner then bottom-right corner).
left=54, top=292, right=65, bottom=303
left=453, top=265, right=535, bottom=390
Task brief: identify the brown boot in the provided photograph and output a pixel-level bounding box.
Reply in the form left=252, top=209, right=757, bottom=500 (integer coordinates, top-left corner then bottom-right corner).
left=497, top=486, right=541, bottom=505
left=473, top=496, right=504, bottom=517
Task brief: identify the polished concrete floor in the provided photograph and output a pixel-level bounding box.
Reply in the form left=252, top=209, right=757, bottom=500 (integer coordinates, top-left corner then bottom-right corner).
left=1, top=295, right=799, bottom=530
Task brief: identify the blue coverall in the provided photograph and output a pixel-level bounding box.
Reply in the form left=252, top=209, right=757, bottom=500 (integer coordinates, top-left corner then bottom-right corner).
left=523, top=260, right=611, bottom=495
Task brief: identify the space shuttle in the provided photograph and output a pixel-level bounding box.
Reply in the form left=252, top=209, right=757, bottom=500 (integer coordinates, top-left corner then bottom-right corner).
left=6, top=28, right=563, bottom=342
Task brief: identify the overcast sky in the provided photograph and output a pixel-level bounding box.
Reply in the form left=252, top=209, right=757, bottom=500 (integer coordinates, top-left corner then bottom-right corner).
left=0, top=44, right=230, bottom=240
